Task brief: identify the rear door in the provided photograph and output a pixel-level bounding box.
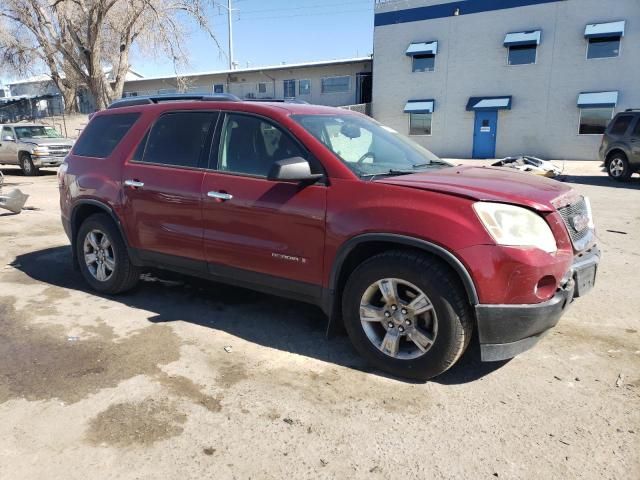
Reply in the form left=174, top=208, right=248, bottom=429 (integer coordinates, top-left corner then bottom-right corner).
left=121, top=111, right=218, bottom=267
left=201, top=112, right=327, bottom=295
left=0, top=126, right=17, bottom=163
left=630, top=117, right=640, bottom=164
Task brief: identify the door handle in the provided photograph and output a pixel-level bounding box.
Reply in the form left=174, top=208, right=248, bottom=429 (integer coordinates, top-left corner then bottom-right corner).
left=124, top=179, right=144, bottom=188
left=207, top=191, right=233, bottom=201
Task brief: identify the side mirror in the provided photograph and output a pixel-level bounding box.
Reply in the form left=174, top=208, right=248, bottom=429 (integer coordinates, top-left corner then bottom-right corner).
left=2, top=135, right=15, bottom=142
left=267, top=157, right=324, bottom=184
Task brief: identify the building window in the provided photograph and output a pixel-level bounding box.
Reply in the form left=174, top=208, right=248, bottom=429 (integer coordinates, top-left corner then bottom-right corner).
left=508, top=44, right=537, bottom=65
left=409, top=113, right=432, bottom=136
left=258, top=83, right=267, bottom=94
left=214, top=84, right=224, bottom=94
left=412, top=54, right=435, bottom=72
left=157, top=88, right=177, bottom=95
left=321, top=76, right=351, bottom=94
left=578, top=108, right=613, bottom=135
left=587, top=36, right=621, bottom=59
left=299, top=79, right=311, bottom=95
left=283, top=79, right=296, bottom=98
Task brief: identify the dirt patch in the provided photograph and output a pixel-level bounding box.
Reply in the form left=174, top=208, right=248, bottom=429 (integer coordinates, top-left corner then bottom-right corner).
left=0, top=297, right=181, bottom=404
left=215, top=361, right=249, bottom=388
left=157, top=372, right=222, bottom=412
left=86, top=399, right=187, bottom=447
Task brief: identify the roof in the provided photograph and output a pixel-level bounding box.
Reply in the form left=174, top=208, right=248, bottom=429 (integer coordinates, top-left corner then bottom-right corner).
left=7, top=66, right=143, bottom=86
left=124, top=57, right=372, bottom=84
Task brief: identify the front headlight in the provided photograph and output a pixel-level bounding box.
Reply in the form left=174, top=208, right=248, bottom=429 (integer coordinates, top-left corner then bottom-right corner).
left=473, top=202, right=557, bottom=253
left=32, top=146, right=50, bottom=156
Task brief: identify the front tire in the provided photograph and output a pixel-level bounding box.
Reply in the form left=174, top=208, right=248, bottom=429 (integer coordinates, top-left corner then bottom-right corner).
left=76, top=213, right=140, bottom=294
left=19, top=153, right=40, bottom=176
left=607, top=153, right=632, bottom=181
left=342, top=250, right=473, bottom=381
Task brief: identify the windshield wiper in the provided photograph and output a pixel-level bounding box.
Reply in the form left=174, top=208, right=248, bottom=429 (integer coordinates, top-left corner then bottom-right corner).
left=413, top=160, right=449, bottom=168
left=360, top=169, right=418, bottom=180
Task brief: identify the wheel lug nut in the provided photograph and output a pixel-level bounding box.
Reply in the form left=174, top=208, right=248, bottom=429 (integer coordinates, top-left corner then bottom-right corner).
left=391, top=305, right=397, bottom=311
left=405, top=319, right=411, bottom=326
left=388, top=322, right=394, bottom=328
left=398, top=326, right=405, bottom=333
left=401, top=308, right=408, bottom=315
left=384, top=311, right=391, bottom=318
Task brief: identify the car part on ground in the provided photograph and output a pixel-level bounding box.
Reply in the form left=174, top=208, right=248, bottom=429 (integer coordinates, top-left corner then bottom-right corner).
left=0, top=170, right=29, bottom=214
left=58, top=95, right=600, bottom=380
left=491, top=156, right=563, bottom=178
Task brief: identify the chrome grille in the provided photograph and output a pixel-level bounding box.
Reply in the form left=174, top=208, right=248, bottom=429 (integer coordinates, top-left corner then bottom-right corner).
left=558, top=196, right=590, bottom=244
left=47, top=145, right=71, bottom=157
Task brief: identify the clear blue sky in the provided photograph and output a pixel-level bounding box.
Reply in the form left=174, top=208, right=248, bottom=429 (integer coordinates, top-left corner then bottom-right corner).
left=134, top=0, right=374, bottom=77
left=0, top=0, right=374, bottom=85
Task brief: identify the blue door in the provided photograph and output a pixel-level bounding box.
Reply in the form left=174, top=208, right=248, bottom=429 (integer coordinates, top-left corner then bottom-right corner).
left=472, top=110, right=498, bottom=158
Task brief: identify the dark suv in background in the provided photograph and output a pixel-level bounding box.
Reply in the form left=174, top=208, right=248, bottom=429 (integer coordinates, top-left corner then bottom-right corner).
left=58, top=95, right=599, bottom=380
left=600, top=109, right=640, bottom=181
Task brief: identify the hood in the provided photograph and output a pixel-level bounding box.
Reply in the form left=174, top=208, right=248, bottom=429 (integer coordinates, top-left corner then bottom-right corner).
left=376, top=165, right=575, bottom=212
left=20, top=138, right=74, bottom=147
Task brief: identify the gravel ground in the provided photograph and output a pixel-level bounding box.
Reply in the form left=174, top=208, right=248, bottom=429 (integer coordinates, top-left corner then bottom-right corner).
left=0, top=163, right=638, bottom=479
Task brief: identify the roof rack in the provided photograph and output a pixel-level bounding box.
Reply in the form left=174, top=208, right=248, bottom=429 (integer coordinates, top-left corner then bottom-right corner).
left=107, top=93, right=241, bottom=109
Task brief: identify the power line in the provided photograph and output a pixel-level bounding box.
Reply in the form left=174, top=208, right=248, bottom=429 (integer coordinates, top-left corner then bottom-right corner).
left=237, top=0, right=372, bottom=15
left=237, top=8, right=373, bottom=22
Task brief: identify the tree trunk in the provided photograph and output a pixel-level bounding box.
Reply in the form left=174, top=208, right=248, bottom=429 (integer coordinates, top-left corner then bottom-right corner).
left=61, top=87, right=78, bottom=113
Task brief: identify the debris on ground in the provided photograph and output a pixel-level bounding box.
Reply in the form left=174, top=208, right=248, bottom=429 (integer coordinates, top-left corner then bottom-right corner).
left=223, top=346, right=232, bottom=353
left=615, top=373, right=624, bottom=387
left=0, top=171, right=29, bottom=214
left=491, top=156, right=563, bottom=178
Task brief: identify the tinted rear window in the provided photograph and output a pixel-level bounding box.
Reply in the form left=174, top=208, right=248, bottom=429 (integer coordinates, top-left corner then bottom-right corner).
left=73, top=113, right=140, bottom=158
left=609, top=115, right=633, bottom=135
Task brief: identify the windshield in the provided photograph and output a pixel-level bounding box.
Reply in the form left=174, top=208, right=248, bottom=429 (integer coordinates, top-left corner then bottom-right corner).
left=14, top=126, right=63, bottom=139
left=291, top=114, right=451, bottom=177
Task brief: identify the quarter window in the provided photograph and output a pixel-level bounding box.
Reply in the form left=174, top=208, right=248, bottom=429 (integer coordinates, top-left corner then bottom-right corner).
left=321, top=76, right=350, bottom=94
left=409, top=113, right=433, bottom=136
left=587, top=36, right=621, bottom=59
left=299, top=79, right=311, bottom=95
left=609, top=115, right=632, bottom=135
left=218, top=114, right=306, bottom=177
left=508, top=45, right=537, bottom=65
left=214, top=84, right=224, bottom=94
left=141, top=112, right=215, bottom=168
left=412, top=54, right=435, bottom=72
left=73, top=113, right=140, bottom=158
left=578, top=108, right=613, bottom=135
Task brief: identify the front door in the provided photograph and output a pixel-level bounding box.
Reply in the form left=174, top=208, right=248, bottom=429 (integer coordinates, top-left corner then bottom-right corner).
left=472, top=110, right=498, bottom=159
left=201, top=112, right=326, bottom=293
left=0, top=126, right=17, bottom=163
left=121, top=111, right=218, bottom=265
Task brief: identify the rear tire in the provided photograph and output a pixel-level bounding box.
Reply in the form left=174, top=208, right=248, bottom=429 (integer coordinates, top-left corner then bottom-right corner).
left=607, top=153, right=632, bottom=181
left=19, top=153, right=40, bottom=176
left=76, top=213, right=140, bottom=294
left=342, top=250, right=473, bottom=381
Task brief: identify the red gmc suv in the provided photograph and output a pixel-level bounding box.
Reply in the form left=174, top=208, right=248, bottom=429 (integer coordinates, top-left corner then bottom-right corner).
left=58, top=95, right=600, bottom=380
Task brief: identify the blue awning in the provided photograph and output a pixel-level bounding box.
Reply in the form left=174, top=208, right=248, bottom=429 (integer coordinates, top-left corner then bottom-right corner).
left=577, top=91, right=618, bottom=108
left=406, top=41, right=438, bottom=56
left=504, top=30, right=541, bottom=46
left=466, top=96, right=512, bottom=111
left=584, top=21, right=625, bottom=38
left=404, top=100, right=435, bottom=114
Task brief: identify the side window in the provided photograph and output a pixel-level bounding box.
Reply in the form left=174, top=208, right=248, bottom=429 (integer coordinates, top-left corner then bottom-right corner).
left=1, top=126, right=12, bottom=138
left=609, top=115, right=632, bottom=135
left=218, top=114, right=306, bottom=177
left=73, top=113, right=140, bottom=158
left=141, top=112, right=215, bottom=168
left=633, top=118, right=640, bottom=138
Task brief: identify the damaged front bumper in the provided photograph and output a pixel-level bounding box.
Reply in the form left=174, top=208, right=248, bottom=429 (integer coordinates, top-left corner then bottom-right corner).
left=476, top=246, right=601, bottom=362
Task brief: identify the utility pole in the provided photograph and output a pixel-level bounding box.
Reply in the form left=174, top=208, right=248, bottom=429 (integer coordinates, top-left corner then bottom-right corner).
left=227, top=0, right=234, bottom=70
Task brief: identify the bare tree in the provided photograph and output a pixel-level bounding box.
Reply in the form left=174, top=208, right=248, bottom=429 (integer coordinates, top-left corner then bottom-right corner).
left=0, top=0, right=224, bottom=111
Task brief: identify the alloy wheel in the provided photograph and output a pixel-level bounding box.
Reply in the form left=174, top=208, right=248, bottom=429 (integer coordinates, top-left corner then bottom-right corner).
left=83, top=229, right=115, bottom=282
left=359, top=277, right=438, bottom=360
left=609, top=158, right=625, bottom=177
